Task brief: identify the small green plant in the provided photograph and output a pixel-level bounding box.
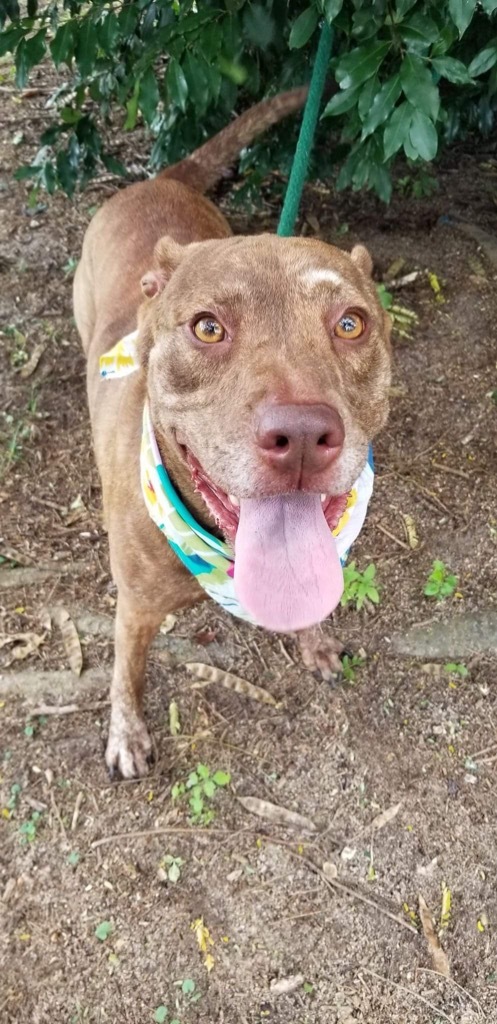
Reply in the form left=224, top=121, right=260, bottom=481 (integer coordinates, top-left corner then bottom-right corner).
left=341, top=654, right=366, bottom=683
left=95, top=920, right=113, bottom=942
left=424, top=560, right=458, bottom=601
left=444, top=662, right=468, bottom=678
left=171, top=764, right=231, bottom=825
left=175, top=978, right=201, bottom=1005
left=67, top=850, right=81, bottom=867
left=153, top=1008, right=180, bottom=1024
left=63, top=256, right=78, bottom=277
left=24, top=715, right=47, bottom=739
left=8, top=782, right=21, bottom=810
left=159, top=854, right=184, bottom=884
left=341, top=562, right=380, bottom=612
left=19, top=810, right=42, bottom=844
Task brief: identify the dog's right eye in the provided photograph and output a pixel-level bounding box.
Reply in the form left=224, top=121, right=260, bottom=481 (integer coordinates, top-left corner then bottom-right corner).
left=192, top=316, right=225, bottom=344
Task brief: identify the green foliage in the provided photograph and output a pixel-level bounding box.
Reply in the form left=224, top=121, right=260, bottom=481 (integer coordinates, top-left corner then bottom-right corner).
left=2, top=1, right=497, bottom=199
left=19, top=810, right=42, bottom=843
left=159, top=853, right=184, bottom=883
left=424, top=559, right=458, bottom=600
left=341, top=561, right=380, bottom=611
left=341, top=653, right=366, bottom=682
left=444, top=661, right=468, bottom=676
left=94, top=920, right=113, bottom=941
left=171, top=763, right=231, bottom=825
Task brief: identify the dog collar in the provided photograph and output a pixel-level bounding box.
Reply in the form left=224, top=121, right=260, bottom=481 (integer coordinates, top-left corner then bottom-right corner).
left=100, top=333, right=375, bottom=624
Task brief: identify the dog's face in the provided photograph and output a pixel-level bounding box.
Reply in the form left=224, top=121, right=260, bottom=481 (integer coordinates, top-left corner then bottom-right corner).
left=140, top=233, right=392, bottom=631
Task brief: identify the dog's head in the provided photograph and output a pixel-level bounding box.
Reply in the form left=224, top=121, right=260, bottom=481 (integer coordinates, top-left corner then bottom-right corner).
left=138, top=233, right=392, bottom=631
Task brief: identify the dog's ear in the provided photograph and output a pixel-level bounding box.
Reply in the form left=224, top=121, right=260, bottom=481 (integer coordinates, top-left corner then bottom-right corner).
left=140, top=236, right=186, bottom=299
left=350, top=244, right=373, bottom=277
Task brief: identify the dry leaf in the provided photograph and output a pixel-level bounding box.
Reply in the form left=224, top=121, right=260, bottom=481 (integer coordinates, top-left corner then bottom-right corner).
left=159, top=614, right=176, bottom=634
left=53, top=607, right=83, bottom=676
left=237, top=795, right=317, bottom=833
left=322, top=861, right=338, bottom=880
left=0, top=632, right=45, bottom=664
left=191, top=917, right=214, bottom=972
left=39, top=607, right=52, bottom=632
left=169, top=700, right=180, bottom=736
left=63, top=495, right=87, bottom=527
left=441, top=883, right=452, bottom=929
left=19, top=342, right=46, bottom=379
left=270, top=974, right=304, bottom=996
left=401, top=514, right=419, bottom=549
left=186, top=662, right=280, bottom=707
left=419, top=895, right=450, bottom=977
left=371, top=801, right=402, bottom=832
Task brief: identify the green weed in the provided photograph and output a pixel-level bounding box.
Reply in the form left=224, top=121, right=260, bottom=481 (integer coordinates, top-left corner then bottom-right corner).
left=19, top=810, right=43, bottom=844
left=341, top=654, right=366, bottom=683
left=171, top=764, right=231, bottom=825
left=424, top=560, right=458, bottom=601
left=341, top=562, right=380, bottom=612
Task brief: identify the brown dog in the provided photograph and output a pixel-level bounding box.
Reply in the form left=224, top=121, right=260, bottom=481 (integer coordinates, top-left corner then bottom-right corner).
left=74, top=89, right=392, bottom=778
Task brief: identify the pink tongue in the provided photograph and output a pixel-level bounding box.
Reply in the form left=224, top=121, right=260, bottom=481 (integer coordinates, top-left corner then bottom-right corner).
left=234, top=493, right=344, bottom=632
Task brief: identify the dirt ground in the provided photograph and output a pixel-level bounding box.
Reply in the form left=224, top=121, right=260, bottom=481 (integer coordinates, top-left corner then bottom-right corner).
left=1, top=64, right=497, bottom=1024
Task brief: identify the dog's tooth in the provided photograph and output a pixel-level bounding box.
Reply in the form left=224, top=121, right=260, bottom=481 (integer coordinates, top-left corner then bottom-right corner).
left=321, top=493, right=326, bottom=503
left=229, top=494, right=240, bottom=507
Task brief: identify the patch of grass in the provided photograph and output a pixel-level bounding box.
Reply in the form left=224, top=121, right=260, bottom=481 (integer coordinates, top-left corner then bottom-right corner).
left=341, top=654, right=366, bottom=683
left=424, top=560, right=458, bottom=601
left=341, top=562, right=380, bottom=612
left=19, top=810, right=43, bottom=844
left=171, top=764, right=231, bottom=826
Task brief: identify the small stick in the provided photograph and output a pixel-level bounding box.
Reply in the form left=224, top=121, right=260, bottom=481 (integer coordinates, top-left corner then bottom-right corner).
left=469, top=741, right=497, bottom=760
left=415, top=967, right=483, bottom=1012
left=71, top=791, right=84, bottom=832
left=359, top=968, right=453, bottom=1023
left=278, top=639, right=295, bottom=666
left=29, top=701, right=109, bottom=716
left=262, top=837, right=418, bottom=936
left=91, top=827, right=236, bottom=849
left=431, top=460, right=473, bottom=480
left=377, top=523, right=412, bottom=552
left=50, top=789, right=67, bottom=841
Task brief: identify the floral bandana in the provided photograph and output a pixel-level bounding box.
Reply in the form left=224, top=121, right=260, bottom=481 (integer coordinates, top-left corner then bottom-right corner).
left=100, top=331, right=374, bottom=625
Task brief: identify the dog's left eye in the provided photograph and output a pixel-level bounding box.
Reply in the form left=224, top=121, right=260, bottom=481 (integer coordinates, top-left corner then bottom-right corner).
left=334, top=311, right=365, bottom=340
left=192, top=316, right=225, bottom=343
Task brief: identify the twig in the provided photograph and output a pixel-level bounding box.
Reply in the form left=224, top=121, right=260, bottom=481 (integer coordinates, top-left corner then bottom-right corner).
left=358, top=968, right=453, bottom=1023
left=377, top=523, right=412, bottom=551
left=469, top=741, right=497, bottom=760
left=29, top=701, right=109, bottom=717
left=262, top=837, right=418, bottom=936
left=431, top=460, right=473, bottom=480
left=91, top=827, right=236, bottom=849
left=278, top=638, right=295, bottom=666
left=71, top=791, right=84, bottom=832
left=416, top=968, right=483, bottom=1012
left=50, top=789, right=67, bottom=841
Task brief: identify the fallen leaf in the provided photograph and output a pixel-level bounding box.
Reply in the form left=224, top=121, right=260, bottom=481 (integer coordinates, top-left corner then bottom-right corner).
left=19, top=342, right=46, bottom=379
left=169, top=700, right=180, bottom=736
left=160, top=614, right=176, bottom=634
left=237, top=795, right=317, bottom=833
left=401, top=513, right=419, bottom=549
left=186, top=662, right=280, bottom=707
left=419, top=895, right=450, bottom=977
left=53, top=607, right=83, bottom=676
left=322, top=861, right=338, bottom=880
left=270, top=974, right=305, bottom=996
left=63, top=495, right=87, bottom=526
left=0, top=632, right=45, bottom=664
left=370, top=801, right=402, bottom=832
left=39, top=607, right=52, bottom=632
left=441, top=883, right=452, bottom=929
left=191, top=917, right=214, bottom=972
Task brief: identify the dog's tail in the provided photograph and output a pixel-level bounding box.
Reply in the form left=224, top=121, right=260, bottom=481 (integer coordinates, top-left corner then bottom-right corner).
left=160, top=86, right=307, bottom=193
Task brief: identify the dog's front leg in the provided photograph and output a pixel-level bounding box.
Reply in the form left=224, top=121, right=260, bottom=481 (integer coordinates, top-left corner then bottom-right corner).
left=297, top=624, right=345, bottom=682
left=106, top=590, right=164, bottom=778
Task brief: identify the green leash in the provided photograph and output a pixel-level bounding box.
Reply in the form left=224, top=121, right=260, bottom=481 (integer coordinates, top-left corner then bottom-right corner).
left=277, top=21, right=333, bottom=237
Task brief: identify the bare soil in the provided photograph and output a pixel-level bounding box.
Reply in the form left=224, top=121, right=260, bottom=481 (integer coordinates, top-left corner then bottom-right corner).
left=1, top=64, right=497, bottom=1024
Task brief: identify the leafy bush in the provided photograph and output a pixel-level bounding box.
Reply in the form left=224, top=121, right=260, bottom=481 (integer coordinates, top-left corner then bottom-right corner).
left=2, top=1, right=497, bottom=200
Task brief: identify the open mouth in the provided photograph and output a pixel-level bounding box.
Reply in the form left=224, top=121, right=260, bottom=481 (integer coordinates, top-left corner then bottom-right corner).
left=187, top=451, right=349, bottom=543
left=186, top=450, right=349, bottom=633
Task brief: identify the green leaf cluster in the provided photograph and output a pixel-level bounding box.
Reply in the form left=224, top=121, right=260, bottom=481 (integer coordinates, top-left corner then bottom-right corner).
left=2, top=1, right=497, bottom=199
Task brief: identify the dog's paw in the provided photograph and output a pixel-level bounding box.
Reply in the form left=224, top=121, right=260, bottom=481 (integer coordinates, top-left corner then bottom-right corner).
left=297, top=626, right=345, bottom=683
left=105, top=710, right=153, bottom=779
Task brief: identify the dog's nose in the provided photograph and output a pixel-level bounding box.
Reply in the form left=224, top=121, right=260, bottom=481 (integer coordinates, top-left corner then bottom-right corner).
left=255, top=403, right=344, bottom=474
